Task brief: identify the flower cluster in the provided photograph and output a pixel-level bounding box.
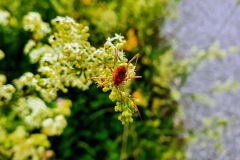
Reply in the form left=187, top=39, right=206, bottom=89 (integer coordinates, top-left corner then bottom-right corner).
left=0, top=15, right=143, bottom=160
left=13, top=95, right=71, bottom=135
left=90, top=35, right=142, bottom=124
left=23, top=12, right=51, bottom=40
left=0, top=84, right=16, bottom=105
left=0, top=94, right=71, bottom=159
left=0, top=48, right=71, bottom=159
left=23, top=15, right=102, bottom=102
left=0, top=126, right=52, bottom=160
left=41, top=115, right=67, bottom=136
left=23, top=13, right=142, bottom=124
left=0, top=73, right=16, bottom=105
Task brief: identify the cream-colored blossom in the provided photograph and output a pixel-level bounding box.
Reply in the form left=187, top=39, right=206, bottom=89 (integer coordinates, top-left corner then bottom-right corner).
left=24, top=40, right=36, bottom=54
left=54, top=98, right=72, bottom=116
left=22, top=96, right=52, bottom=128
left=0, top=10, right=10, bottom=26
left=24, top=16, right=99, bottom=101
left=23, top=12, right=51, bottom=40
left=0, top=84, right=16, bottom=104
left=13, top=72, right=35, bottom=90
left=41, top=115, right=67, bottom=136
left=12, top=133, right=50, bottom=160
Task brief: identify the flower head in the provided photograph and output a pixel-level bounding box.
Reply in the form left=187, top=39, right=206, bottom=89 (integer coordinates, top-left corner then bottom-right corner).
left=90, top=35, right=142, bottom=124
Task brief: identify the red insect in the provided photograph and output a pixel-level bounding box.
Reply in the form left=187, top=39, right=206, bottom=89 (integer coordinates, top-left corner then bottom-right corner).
left=112, top=56, right=142, bottom=87
left=97, top=47, right=142, bottom=88
left=90, top=47, right=143, bottom=121
left=113, top=66, right=126, bottom=86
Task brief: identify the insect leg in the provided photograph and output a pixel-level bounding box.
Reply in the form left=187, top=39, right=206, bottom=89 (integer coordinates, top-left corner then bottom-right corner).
left=114, top=46, right=118, bottom=69
left=102, top=62, right=114, bottom=73
left=127, top=53, right=139, bottom=66
left=128, top=95, right=143, bottom=123
left=97, top=81, right=110, bottom=88
left=86, top=77, right=102, bottom=81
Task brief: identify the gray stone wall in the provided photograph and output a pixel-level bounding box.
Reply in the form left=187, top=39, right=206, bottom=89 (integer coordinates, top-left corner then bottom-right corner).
left=164, top=0, right=240, bottom=159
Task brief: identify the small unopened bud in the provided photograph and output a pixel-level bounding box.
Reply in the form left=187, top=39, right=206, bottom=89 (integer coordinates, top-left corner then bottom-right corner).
left=114, top=106, right=118, bottom=112
left=129, top=118, right=133, bottom=123
left=102, top=87, right=109, bottom=92
left=109, top=91, right=116, bottom=100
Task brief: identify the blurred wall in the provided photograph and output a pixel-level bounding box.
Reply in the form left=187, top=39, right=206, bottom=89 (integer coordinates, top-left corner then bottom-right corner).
left=164, top=0, right=240, bottom=159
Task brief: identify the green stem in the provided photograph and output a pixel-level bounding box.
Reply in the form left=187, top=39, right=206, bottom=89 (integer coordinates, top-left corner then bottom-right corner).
left=120, top=123, right=129, bottom=160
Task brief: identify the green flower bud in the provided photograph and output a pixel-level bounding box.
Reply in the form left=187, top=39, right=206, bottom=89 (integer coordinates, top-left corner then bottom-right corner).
left=104, top=43, right=110, bottom=49
left=118, top=115, right=122, bottom=121
left=114, top=106, right=118, bottom=112
left=0, top=50, right=5, bottom=60
left=129, top=118, right=133, bottom=123
left=109, top=91, right=116, bottom=100
left=103, top=87, right=109, bottom=92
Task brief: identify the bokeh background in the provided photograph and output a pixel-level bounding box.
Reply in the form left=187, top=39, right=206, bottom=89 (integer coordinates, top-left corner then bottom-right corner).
left=164, top=0, right=240, bottom=159
left=0, top=0, right=239, bottom=159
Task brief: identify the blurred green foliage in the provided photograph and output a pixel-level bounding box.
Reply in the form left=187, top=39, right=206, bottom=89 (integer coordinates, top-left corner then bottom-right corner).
left=0, top=0, right=189, bottom=159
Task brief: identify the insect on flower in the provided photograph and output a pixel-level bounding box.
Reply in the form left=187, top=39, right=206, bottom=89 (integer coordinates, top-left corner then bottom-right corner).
left=89, top=46, right=143, bottom=122
left=112, top=49, right=142, bottom=87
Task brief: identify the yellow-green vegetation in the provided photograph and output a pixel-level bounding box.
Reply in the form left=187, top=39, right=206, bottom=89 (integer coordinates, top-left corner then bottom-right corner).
left=1, top=0, right=234, bottom=159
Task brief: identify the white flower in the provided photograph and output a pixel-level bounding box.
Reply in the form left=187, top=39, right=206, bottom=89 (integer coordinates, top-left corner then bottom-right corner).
left=22, top=96, right=51, bottom=128
left=23, top=12, right=51, bottom=39
left=0, top=84, right=16, bottom=101
left=23, top=12, right=42, bottom=32
left=24, top=40, right=36, bottom=54
left=114, top=33, right=124, bottom=42
left=42, top=118, right=54, bottom=128
left=41, top=115, right=67, bottom=136
left=53, top=16, right=75, bottom=24
left=0, top=10, right=10, bottom=26
left=64, top=43, right=80, bottom=53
